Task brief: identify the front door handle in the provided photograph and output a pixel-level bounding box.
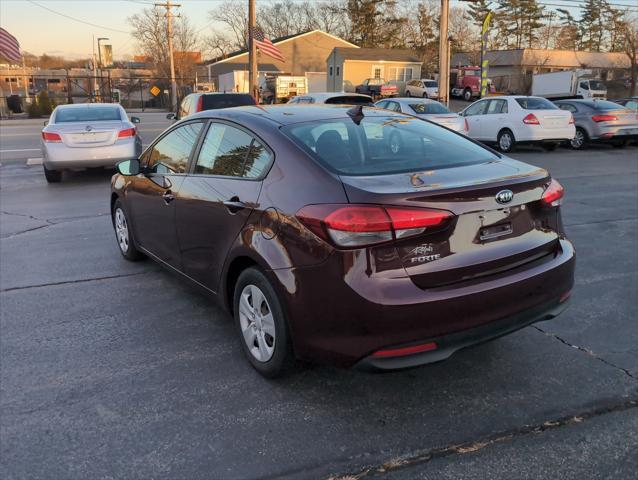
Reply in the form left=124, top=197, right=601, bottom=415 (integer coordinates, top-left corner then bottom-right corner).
left=163, top=190, right=175, bottom=204
left=223, top=197, right=246, bottom=213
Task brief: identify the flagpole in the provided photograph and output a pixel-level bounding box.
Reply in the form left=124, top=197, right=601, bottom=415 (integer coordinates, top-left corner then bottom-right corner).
left=248, top=0, right=257, bottom=102
left=22, top=55, right=29, bottom=100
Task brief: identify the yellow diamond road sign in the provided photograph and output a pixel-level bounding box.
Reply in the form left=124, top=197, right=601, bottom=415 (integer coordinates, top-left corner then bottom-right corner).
left=150, top=85, right=161, bottom=97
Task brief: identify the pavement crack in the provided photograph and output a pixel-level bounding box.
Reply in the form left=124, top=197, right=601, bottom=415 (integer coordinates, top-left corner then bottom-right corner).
left=327, top=397, right=638, bottom=479
left=0, top=271, right=154, bottom=293
left=532, top=326, right=637, bottom=381
left=1, top=211, right=111, bottom=238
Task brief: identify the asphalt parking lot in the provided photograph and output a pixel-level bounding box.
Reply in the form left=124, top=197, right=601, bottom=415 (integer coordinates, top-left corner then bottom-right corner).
left=1, top=116, right=637, bottom=479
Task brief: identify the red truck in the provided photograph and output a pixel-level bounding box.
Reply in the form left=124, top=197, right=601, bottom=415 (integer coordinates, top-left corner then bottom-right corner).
left=450, top=66, right=486, bottom=101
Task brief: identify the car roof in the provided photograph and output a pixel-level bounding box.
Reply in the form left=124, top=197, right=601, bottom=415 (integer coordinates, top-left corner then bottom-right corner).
left=386, top=97, right=442, bottom=105
left=188, top=104, right=404, bottom=126
left=55, top=103, right=121, bottom=109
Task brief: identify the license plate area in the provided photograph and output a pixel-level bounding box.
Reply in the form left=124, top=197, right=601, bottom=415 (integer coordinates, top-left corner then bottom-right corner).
left=480, top=222, right=513, bottom=241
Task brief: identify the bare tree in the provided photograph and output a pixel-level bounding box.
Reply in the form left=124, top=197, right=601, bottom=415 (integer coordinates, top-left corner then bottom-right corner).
left=621, top=15, right=638, bottom=95
left=208, top=1, right=249, bottom=50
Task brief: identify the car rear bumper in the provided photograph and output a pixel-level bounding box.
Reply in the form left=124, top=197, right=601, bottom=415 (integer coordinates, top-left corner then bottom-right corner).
left=43, top=139, right=140, bottom=169
left=517, top=125, right=575, bottom=142
left=274, top=238, right=575, bottom=368
left=590, top=125, right=638, bottom=141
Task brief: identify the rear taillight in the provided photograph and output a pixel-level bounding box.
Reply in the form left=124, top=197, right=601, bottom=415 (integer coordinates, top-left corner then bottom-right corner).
left=118, top=127, right=136, bottom=138
left=591, top=114, right=617, bottom=122
left=541, top=178, right=564, bottom=207
left=523, top=113, right=540, bottom=125
left=568, top=114, right=574, bottom=125
left=42, top=131, right=61, bottom=142
left=196, top=95, right=204, bottom=112
left=296, top=204, right=452, bottom=248
left=464, top=118, right=469, bottom=132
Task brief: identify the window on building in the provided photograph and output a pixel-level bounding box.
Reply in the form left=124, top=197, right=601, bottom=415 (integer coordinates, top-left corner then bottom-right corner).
left=329, top=66, right=333, bottom=76
left=336, top=66, right=340, bottom=76
left=389, top=67, right=414, bottom=82
left=373, top=67, right=382, bottom=79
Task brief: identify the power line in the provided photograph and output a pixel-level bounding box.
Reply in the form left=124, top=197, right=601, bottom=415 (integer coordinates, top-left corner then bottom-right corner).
left=26, top=0, right=130, bottom=34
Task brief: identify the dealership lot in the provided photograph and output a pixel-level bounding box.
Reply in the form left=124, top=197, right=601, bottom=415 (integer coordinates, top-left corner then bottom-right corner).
left=1, top=117, right=637, bottom=478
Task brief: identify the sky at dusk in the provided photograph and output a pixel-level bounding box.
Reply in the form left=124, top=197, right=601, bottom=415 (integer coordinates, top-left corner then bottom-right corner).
left=0, top=0, right=222, bottom=59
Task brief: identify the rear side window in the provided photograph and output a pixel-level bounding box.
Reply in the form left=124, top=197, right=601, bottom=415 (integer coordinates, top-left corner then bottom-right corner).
left=557, top=103, right=577, bottom=113
left=202, top=94, right=256, bottom=110
left=515, top=97, right=557, bottom=110
left=195, top=123, right=271, bottom=178
left=146, top=122, right=203, bottom=174
left=55, top=106, right=122, bottom=123
left=283, top=115, right=497, bottom=176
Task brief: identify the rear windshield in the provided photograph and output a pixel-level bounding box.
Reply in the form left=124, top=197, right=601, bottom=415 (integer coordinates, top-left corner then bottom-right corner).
left=55, top=106, right=122, bottom=123
left=282, top=114, right=497, bottom=176
left=325, top=96, right=373, bottom=106
left=593, top=100, right=628, bottom=110
left=424, top=81, right=438, bottom=88
left=202, top=94, right=256, bottom=110
left=515, top=97, right=557, bottom=110
left=409, top=103, right=450, bottom=114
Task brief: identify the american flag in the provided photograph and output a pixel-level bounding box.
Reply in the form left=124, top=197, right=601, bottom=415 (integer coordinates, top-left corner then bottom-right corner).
left=0, top=27, right=21, bottom=63
left=250, top=27, right=285, bottom=63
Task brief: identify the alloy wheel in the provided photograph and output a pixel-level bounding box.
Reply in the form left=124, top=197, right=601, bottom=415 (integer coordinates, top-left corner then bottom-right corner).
left=239, top=284, right=276, bottom=362
left=499, top=132, right=512, bottom=151
left=571, top=130, right=585, bottom=149
left=114, top=208, right=129, bottom=253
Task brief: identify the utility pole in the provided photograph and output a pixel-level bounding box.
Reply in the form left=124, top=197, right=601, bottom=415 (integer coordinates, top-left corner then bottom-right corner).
left=248, top=0, right=258, bottom=101
left=156, top=0, right=180, bottom=112
left=438, top=0, right=450, bottom=106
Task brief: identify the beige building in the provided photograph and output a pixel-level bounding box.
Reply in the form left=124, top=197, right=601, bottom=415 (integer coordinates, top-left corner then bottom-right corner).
left=200, top=30, right=358, bottom=90
left=326, top=48, right=422, bottom=92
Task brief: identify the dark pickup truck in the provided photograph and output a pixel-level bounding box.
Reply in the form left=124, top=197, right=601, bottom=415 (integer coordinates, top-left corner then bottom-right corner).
left=355, top=78, right=398, bottom=100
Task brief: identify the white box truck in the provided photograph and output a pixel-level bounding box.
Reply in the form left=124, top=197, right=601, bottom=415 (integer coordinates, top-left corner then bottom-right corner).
left=531, top=70, right=607, bottom=100
left=261, top=75, right=308, bottom=104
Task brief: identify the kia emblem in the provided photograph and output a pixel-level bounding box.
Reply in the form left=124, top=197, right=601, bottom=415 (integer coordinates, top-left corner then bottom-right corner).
left=495, top=189, right=514, bottom=204
left=85, top=125, right=93, bottom=132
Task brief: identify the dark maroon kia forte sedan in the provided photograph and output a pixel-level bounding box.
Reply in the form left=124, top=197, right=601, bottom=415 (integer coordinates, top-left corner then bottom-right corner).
left=111, top=105, right=575, bottom=377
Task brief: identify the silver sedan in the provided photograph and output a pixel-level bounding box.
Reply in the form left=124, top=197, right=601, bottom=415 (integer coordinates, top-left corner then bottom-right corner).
left=41, top=103, right=142, bottom=183
left=374, top=97, right=468, bottom=134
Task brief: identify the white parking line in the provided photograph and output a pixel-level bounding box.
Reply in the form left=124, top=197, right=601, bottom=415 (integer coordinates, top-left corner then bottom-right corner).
left=26, top=158, right=43, bottom=165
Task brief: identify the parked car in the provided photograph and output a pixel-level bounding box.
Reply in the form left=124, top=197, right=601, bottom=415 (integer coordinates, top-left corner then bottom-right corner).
left=611, top=96, right=638, bottom=111
left=355, top=78, right=398, bottom=99
left=111, top=105, right=574, bottom=377
left=405, top=79, right=439, bottom=98
left=375, top=98, right=468, bottom=134
left=554, top=99, right=638, bottom=149
left=41, top=103, right=141, bottom=183
left=287, top=92, right=373, bottom=105
left=169, top=92, right=256, bottom=120
left=459, top=96, right=575, bottom=152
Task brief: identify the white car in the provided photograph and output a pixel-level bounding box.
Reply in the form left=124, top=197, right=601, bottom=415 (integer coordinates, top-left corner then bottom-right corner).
left=405, top=79, right=439, bottom=98
left=41, top=103, right=142, bottom=183
left=375, top=98, right=468, bottom=134
left=287, top=92, right=373, bottom=105
left=460, top=96, right=575, bottom=152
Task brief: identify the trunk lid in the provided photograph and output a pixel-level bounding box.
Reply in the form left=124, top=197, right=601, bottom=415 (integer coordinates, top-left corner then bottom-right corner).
left=52, top=121, right=124, bottom=148
left=531, top=109, right=572, bottom=129
left=340, top=158, right=559, bottom=288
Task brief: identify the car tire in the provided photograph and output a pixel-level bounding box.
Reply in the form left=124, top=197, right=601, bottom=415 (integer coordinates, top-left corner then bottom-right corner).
left=463, top=88, right=473, bottom=102
left=112, top=199, right=145, bottom=261
left=570, top=127, right=588, bottom=150
left=234, top=267, right=295, bottom=378
left=497, top=129, right=516, bottom=153
left=406, top=90, right=411, bottom=97
left=542, top=143, right=558, bottom=152
left=422, top=92, right=428, bottom=98
left=43, top=165, right=62, bottom=183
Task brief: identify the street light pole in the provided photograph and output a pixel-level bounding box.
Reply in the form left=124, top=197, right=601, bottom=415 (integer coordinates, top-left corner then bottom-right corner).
left=156, top=0, right=181, bottom=112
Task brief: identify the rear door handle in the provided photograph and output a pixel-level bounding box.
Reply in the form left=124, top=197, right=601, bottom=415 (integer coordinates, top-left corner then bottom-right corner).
left=223, top=198, right=246, bottom=213
left=163, top=191, right=175, bottom=204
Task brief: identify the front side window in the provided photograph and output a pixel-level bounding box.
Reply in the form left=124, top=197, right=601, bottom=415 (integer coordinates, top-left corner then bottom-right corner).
left=146, top=122, right=203, bottom=174
left=464, top=100, right=488, bottom=116
left=283, top=114, right=497, bottom=176
left=487, top=99, right=508, bottom=114
left=195, top=123, right=271, bottom=179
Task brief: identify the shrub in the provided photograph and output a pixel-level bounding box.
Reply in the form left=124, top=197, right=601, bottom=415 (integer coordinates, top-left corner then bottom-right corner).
left=27, top=100, right=41, bottom=118
left=37, top=91, right=53, bottom=116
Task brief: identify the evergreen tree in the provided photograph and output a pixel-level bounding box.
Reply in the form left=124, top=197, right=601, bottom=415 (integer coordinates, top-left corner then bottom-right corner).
left=465, top=0, right=493, bottom=32
left=496, top=0, right=544, bottom=49
left=556, top=9, right=580, bottom=50
left=579, top=0, right=609, bottom=52
left=345, top=0, right=407, bottom=48
left=605, top=7, right=626, bottom=52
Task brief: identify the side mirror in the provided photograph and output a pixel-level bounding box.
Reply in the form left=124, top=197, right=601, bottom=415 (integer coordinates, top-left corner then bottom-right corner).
left=43, top=120, right=48, bottom=126
left=166, top=113, right=176, bottom=120
left=116, top=159, right=140, bottom=176
left=130, top=116, right=141, bottom=124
